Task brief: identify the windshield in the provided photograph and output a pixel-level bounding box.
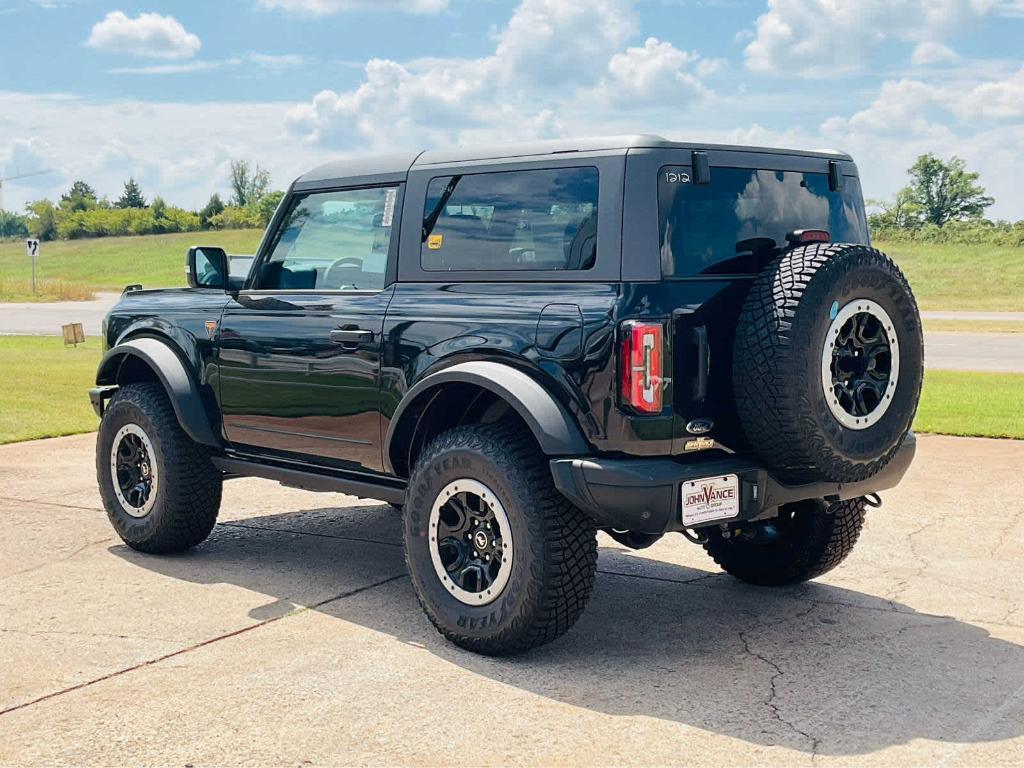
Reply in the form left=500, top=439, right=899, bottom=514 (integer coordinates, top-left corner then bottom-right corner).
left=658, top=166, right=869, bottom=277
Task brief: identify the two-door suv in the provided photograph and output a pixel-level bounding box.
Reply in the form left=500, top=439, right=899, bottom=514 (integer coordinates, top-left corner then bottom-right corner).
left=91, top=136, right=923, bottom=655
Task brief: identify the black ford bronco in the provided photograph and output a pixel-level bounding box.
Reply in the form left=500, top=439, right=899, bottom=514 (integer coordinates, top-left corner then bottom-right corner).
left=90, top=135, right=923, bottom=655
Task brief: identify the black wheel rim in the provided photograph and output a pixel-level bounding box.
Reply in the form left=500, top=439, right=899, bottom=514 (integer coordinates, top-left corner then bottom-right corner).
left=830, top=311, right=892, bottom=417
left=110, top=424, right=158, bottom=517
left=429, top=479, right=513, bottom=605
left=821, top=299, right=900, bottom=430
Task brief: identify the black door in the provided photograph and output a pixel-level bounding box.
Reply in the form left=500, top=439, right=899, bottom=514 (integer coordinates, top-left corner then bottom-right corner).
left=217, top=184, right=401, bottom=472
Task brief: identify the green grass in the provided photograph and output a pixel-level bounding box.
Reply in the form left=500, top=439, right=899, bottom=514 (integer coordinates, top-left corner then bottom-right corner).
left=0, top=336, right=102, bottom=444
left=914, top=370, right=1024, bottom=439
left=0, top=230, right=263, bottom=301
left=1, top=341, right=1022, bottom=445
left=877, top=241, right=1024, bottom=312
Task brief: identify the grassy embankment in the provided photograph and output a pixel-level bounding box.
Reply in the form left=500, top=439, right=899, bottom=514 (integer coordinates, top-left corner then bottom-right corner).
left=0, top=235, right=1022, bottom=313
left=0, top=230, right=263, bottom=301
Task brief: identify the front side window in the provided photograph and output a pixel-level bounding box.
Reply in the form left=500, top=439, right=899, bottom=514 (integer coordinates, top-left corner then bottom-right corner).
left=257, top=186, right=398, bottom=291
left=658, top=167, right=869, bottom=277
left=421, top=167, right=599, bottom=272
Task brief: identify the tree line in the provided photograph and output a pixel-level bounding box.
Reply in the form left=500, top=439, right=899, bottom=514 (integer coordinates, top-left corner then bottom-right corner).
left=0, top=160, right=283, bottom=241
left=3, top=153, right=1021, bottom=246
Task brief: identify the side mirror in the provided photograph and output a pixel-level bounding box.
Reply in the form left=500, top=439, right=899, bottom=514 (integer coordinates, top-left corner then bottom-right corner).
left=186, top=246, right=229, bottom=290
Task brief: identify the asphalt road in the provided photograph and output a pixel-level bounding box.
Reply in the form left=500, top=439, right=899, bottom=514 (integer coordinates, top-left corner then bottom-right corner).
left=2, top=296, right=1022, bottom=372
left=1, top=432, right=1022, bottom=765
left=0, top=293, right=121, bottom=337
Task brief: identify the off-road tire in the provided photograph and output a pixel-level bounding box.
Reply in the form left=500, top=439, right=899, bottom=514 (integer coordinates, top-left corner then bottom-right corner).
left=734, top=243, right=923, bottom=484
left=703, top=498, right=866, bottom=586
left=403, top=424, right=597, bottom=655
left=97, top=382, right=222, bottom=554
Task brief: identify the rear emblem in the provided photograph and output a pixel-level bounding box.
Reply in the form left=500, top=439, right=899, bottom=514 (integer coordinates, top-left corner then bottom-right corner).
left=686, top=418, right=714, bottom=435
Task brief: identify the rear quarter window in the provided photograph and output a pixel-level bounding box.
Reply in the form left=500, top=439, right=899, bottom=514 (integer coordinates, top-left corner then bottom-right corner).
left=658, top=166, right=869, bottom=277
left=421, top=167, right=598, bottom=272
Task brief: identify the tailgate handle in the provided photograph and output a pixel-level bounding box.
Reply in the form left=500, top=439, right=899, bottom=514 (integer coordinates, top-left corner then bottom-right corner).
left=692, top=325, right=709, bottom=401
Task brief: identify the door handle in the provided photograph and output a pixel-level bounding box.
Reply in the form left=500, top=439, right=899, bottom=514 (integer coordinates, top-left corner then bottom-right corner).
left=329, top=328, right=373, bottom=346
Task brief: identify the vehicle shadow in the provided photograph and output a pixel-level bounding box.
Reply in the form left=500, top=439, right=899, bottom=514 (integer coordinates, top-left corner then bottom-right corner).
left=112, top=501, right=1024, bottom=757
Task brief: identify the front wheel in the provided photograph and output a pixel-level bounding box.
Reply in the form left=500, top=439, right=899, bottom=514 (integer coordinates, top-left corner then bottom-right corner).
left=96, top=382, right=222, bottom=554
left=702, top=497, right=867, bottom=586
left=403, top=424, right=597, bottom=655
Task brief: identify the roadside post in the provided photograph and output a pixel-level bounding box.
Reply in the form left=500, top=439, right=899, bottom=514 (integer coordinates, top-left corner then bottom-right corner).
left=26, top=238, right=40, bottom=294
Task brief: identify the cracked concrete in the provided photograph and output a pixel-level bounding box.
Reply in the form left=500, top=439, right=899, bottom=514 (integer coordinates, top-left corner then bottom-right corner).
left=0, top=432, right=1023, bottom=766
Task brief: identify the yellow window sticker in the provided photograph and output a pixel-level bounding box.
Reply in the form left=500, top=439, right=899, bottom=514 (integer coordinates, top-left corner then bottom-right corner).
left=427, top=234, right=444, bottom=250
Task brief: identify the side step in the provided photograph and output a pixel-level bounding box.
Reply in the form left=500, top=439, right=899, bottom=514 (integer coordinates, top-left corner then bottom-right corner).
left=211, top=456, right=407, bottom=506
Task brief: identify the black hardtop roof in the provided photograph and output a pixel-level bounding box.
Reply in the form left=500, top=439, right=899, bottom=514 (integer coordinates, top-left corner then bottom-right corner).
left=294, top=135, right=853, bottom=187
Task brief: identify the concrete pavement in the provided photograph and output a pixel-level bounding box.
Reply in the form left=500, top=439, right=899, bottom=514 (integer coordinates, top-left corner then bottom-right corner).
left=1, top=432, right=1022, bottom=765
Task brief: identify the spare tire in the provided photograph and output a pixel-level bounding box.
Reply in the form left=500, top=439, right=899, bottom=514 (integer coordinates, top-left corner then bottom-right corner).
left=733, top=242, right=923, bottom=484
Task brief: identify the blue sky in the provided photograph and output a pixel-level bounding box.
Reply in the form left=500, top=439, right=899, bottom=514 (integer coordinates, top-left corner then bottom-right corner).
left=1, top=0, right=1023, bottom=218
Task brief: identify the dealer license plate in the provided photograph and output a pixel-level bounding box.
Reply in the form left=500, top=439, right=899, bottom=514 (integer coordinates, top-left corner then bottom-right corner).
left=681, top=474, right=740, bottom=527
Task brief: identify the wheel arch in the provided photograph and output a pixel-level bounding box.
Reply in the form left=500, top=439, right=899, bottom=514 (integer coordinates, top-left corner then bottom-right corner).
left=385, top=360, right=589, bottom=477
left=96, top=336, right=221, bottom=448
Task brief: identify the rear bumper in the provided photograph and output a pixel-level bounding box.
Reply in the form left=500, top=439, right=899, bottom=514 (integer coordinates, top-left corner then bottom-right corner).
left=550, top=432, right=917, bottom=534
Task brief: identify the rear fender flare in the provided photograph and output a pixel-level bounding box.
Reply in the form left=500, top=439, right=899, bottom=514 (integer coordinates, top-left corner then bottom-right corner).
left=96, top=337, right=220, bottom=447
left=385, top=360, right=589, bottom=475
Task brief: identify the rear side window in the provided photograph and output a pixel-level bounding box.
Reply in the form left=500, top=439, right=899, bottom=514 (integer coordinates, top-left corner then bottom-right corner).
left=421, top=167, right=598, bottom=272
left=658, top=167, right=869, bottom=277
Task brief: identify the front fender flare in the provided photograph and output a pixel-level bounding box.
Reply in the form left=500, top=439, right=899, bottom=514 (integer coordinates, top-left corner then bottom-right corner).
left=96, top=337, right=220, bottom=447
left=385, top=360, right=590, bottom=474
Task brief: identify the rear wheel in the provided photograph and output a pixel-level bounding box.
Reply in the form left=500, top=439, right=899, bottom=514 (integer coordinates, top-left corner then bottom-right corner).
left=403, top=424, right=597, bottom=655
left=702, top=497, right=866, bottom=586
left=96, top=382, right=222, bottom=554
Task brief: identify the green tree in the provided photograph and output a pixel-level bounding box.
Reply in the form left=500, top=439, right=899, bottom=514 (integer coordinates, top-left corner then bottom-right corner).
left=25, top=199, right=58, bottom=241
left=59, top=180, right=98, bottom=212
left=0, top=210, right=29, bottom=238
left=229, top=160, right=270, bottom=207
left=253, top=190, right=284, bottom=226
left=904, top=154, right=994, bottom=226
left=116, top=178, right=147, bottom=209
left=199, top=192, right=225, bottom=229
left=868, top=188, right=921, bottom=232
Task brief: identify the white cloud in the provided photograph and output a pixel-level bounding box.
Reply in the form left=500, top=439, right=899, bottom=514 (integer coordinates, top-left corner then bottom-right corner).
left=256, top=0, right=448, bottom=15
left=86, top=11, right=201, bottom=60
left=955, top=66, right=1024, bottom=119
left=600, top=37, right=708, bottom=102
left=0, top=91, right=318, bottom=213
left=911, top=41, right=958, bottom=66
left=284, top=0, right=716, bottom=149
left=109, top=53, right=304, bottom=76
left=744, top=0, right=993, bottom=77
left=110, top=60, right=229, bottom=75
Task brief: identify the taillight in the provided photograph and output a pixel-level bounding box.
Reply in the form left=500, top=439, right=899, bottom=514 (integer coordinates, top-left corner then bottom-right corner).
left=620, top=321, right=664, bottom=414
